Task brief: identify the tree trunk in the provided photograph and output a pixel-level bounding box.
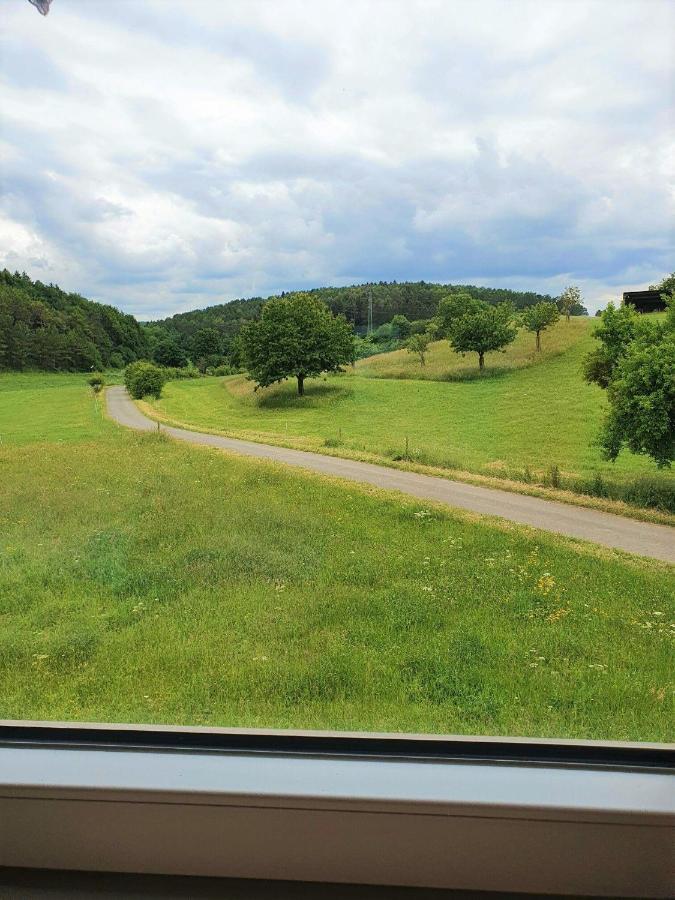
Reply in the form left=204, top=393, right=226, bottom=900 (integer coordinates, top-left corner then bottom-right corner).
left=297, top=373, right=305, bottom=396
left=419, top=353, right=426, bottom=366
left=478, top=351, right=485, bottom=370
left=536, top=331, right=541, bottom=351
left=566, top=311, right=570, bottom=323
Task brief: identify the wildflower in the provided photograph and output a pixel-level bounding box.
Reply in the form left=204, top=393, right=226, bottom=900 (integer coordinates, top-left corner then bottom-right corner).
left=536, top=573, right=556, bottom=595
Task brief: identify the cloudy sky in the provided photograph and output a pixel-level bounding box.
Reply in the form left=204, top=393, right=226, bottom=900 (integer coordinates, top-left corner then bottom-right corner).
left=1, top=0, right=673, bottom=319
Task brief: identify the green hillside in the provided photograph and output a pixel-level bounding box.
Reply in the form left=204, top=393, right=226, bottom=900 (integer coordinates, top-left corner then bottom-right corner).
left=0, top=270, right=148, bottom=371
left=148, top=280, right=575, bottom=359
left=142, top=317, right=674, bottom=513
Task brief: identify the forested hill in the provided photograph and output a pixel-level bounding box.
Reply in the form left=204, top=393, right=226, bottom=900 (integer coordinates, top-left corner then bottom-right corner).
left=151, top=280, right=574, bottom=350
left=0, top=270, right=148, bottom=371
left=0, top=273, right=584, bottom=373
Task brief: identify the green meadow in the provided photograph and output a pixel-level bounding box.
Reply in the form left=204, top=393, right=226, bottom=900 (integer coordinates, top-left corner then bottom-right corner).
left=0, top=372, right=672, bottom=740
left=142, top=318, right=674, bottom=513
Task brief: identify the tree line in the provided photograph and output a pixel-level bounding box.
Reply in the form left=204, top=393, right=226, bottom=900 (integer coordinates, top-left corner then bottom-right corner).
left=147, top=280, right=585, bottom=368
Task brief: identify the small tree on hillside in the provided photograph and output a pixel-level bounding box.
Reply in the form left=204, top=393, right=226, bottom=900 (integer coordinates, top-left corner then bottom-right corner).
left=448, top=302, right=517, bottom=371
left=521, top=302, right=560, bottom=351
left=558, top=285, right=583, bottom=322
left=406, top=331, right=432, bottom=366
left=239, top=293, right=354, bottom=396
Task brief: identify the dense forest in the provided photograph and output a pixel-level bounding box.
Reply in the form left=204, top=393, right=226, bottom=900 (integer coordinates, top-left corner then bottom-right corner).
left=0, top=270, right=148, bottom=371
left=0, top=273, right=585, bottom=372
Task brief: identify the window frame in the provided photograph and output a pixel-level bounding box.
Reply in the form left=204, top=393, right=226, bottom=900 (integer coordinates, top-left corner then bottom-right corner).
left=1, top=720, right=673, bottom=897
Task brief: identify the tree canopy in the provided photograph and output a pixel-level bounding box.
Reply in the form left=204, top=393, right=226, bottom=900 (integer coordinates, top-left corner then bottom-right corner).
left=239, top=293, right=354, bottom=395
left=557, top=285, right=585, bottom=321
left=585, top=300, right=674, bottom=467
left=437, top=292, right=485, bottom=336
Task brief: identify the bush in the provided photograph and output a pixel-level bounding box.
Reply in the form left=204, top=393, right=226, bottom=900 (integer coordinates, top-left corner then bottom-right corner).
left=206, top=364, right=238, bottom=377
left=124, top=361, right=167, bottom=400
left=87, top=373, right=105, bottom=393
left=161, top=364, right=201, bottom=381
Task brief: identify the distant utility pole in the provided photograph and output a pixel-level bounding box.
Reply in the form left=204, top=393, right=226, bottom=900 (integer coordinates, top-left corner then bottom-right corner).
left=367, top=288, right=373, bottom=335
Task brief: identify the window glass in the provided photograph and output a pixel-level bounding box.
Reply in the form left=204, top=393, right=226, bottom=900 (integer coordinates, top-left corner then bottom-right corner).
left=1, top=0, right=673, bottom=744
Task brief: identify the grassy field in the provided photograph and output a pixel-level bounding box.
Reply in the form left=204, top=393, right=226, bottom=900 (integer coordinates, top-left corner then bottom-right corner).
left=357, top=316, right=590, bottom=380
left=141, top=320, right=674, bottom=514
left=0, top=371, right=673, bottom=740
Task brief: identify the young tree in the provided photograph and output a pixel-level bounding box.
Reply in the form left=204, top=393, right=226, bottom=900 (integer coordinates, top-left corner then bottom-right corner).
left=239, top=293, right=354, bottom=396
left=406, top=331, right=432, bottom=366
left=558, top=285, right=583, bottom=322
left=124, top=361, right=167, bottom=400
left=521, top=301, right=560, bottom=351
left=448, top=302, right=517, bottom=371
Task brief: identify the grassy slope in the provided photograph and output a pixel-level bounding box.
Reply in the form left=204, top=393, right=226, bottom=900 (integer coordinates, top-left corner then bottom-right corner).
left=144, top=320, right=673, bottom=493
left=0, top=372, right=673, bottom=740
left=357, top=316, right=589, bottom=380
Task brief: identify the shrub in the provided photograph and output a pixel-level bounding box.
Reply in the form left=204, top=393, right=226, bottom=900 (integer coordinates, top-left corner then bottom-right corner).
left=161, top=364, right=201, bottom=381
left=124, top=361, right=166, bottom=400
left=206, top=364, right=238, bottom=377
left=87, top=373, right=105, bottom=393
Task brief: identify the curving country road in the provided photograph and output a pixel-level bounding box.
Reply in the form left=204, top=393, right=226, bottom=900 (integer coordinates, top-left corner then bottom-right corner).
left=106, top=386, right=674, bottom=563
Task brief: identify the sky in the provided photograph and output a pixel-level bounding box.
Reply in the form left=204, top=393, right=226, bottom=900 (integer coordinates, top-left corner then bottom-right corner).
left=1, top=0, right=673, bottom=319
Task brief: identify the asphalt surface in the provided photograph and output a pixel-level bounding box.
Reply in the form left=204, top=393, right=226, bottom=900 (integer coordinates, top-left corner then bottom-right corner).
left=106, top=385, right=674, bottom=563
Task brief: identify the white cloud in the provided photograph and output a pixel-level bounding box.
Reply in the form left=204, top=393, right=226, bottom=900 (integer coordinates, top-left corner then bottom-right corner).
left=0, top=0, right=673, bottom=316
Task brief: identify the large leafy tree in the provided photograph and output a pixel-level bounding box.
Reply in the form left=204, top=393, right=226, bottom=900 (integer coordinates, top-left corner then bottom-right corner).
left=521, top=301, right=560, bottom=351
left=240, top=293, right=354, bottom=395
left=582, top=302, right=639, bottom=389
left=585, top=300, right=674, bottom=467
left=447, top=302, right=517, bottom=371
left=600, top=329, right=674, bottom=467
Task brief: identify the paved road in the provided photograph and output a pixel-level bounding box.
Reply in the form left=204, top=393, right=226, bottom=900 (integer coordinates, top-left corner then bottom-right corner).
left=107, top=386, right=674, bottom=563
